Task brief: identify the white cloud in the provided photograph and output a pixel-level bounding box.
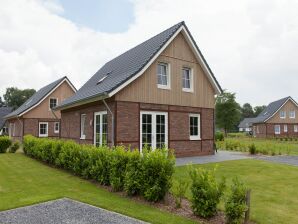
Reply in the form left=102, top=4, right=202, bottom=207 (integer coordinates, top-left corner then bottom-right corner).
left=0, top=0, right=297, bottom=106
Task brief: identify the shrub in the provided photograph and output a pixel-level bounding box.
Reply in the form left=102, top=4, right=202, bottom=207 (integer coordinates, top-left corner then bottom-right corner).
left=171, top=179, right=189, bottom=208
left=189, top=166, right=226, bottom=218
left=0, top=136, right=12, bottom=153
left=225, top=177, right=248, bottom=224
left=142, top=149, right=175, bottom=202
left=9, top=141, right=20, bottom=153
left=215, top=132, right=224, bottom=141
left=248, top=144, right=256, bottom=155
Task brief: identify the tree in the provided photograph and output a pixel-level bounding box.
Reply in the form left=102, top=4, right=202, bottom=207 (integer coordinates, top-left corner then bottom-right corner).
left=3, top=87, right=36, bottom=109
left=254, top=105, right=266, bottom=116
left=0, top=96, right=5, bottom=107
left=241, top=103, right=254, bottom=119
left=215, top=91, right=241, bottom=136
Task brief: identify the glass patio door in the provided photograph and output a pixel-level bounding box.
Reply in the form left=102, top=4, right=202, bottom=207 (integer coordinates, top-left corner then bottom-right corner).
left=94, top=111, right=108, bottom=147
left=140, top=111, right=168, bottom=151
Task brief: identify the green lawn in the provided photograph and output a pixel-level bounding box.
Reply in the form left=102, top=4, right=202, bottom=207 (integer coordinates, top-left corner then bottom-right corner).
left=174, top=159, right=298, bottom=224
left=0, top=153, right=195, bottom=224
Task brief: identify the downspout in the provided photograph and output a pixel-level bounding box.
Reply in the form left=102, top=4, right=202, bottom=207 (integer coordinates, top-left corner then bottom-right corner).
left=102, top=99, right=114, bottom=147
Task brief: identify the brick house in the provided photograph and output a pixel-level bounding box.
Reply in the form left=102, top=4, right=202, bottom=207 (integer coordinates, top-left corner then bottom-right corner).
left=56, top=22, right=222, bottom=157
left=252, top=96, right=298, bottom=138
left=0, top=107, right=13, bottom=135
left=5, top=77, right=76, bottom=141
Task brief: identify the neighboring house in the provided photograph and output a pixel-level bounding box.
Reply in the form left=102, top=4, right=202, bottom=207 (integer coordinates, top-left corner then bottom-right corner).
left=56, top=21, right=222, bottom=157
left=238, top=118, right=255, bottom=132
left=252, top=96, right=298, bottom=138
left=0, top=107, right=13, bottom=135
left=4, top=77, right=76, bottom=141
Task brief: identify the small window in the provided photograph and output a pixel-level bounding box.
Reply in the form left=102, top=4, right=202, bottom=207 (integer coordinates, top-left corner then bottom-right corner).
left=290, top=111, right=296, bottom=119
left=280, top=111, right=286, bottom=119
left=39, top=122, right=48, bottom=137
left=257, top=126, right=260, bottom=134
left=275, top=125, right=280, bottom=134
left=189, top=114, right=200, bottom=140
left=80, top=114, right=86, bottom=139
left=182, top=67, right=193, bottom=92
left=284, top=125, right=288, bottom=133
left=294, top=125, right=298, bottom=133
left=49, top=98, right=58, bottom=109
left=54, top=122, right=59, bottom=133
left=157, top=62, right=170, bottom=89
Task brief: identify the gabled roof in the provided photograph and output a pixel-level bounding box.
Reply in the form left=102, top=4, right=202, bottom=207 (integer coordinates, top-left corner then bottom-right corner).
left=253, top=96, right=298, bottom=123
left=57, top=21, right=222, bottom=110
left=238, top=118, right=257, bottom=128
left=5, top=76, right=76, bottom=119
left=0, top=107, right=13, bottom=129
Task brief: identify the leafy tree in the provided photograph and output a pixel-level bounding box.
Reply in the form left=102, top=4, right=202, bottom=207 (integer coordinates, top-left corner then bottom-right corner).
left=254, top=105, right=266, bottom=117
left=215, top=91, right=241, bottom=136
left=0, top=96, right=5, bottom=107
left=241, top=103, right=254, bottom=119
left=3, top=87, right=36, bottom=109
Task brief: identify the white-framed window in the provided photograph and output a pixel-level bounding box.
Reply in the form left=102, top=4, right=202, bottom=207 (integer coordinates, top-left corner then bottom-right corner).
left=94, top=111, right=108, bottom=147
left=80, top=114, right=86, bottom=139
left=290, top=111, right=296, bottom=119
left=182, top=67, right=193, bottom=92
left=189, top=114, right=201, bottom=140
left=275, top=125, right=280, bottom=134
left=54, top=122, right=59, bottom=133
left=284, top=125, right=288, bottom=132
left=39, top=122, right=48, bottom=137
left=49, top=98, right=58, bottom=109
left=294, top=125, right=298, bottom=133
left=157, top=62, right=170, bottom=89
left=9, top=123, right=15, bottom=137
left=280, top=111, right=286, bottom=119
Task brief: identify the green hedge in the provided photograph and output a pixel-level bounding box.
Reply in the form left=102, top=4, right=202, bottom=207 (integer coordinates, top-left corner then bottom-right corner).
left=0, top=136, right=12, bottom=153
left=23, top=135, right=175, bottom=202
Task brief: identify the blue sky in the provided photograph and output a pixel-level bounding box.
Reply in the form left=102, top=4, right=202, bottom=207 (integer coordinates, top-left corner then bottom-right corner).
left=59, top=0, right=134, bottom=32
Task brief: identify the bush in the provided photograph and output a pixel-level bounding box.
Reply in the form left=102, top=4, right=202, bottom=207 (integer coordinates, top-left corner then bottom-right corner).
left=248, top=144, right=256, bottom=155
left=215, top=132, right=224, bottom=141
left=171, top=179, right=189, bottom=208
left=0, top=136, right=12, bottom=153
left=225, top=177, right=248, bottom=224
left=189, top=166, right=226, bottom=218
left=9, top=141, right=20, bottom=153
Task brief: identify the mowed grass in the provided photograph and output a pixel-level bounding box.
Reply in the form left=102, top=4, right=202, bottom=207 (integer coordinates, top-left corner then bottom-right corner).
left=174, top=159, right=298, bottom=224
left=0, top=153, right=195, bottom=224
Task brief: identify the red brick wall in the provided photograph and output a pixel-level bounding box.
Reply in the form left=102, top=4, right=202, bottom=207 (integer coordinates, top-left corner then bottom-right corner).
left=255, top=123, right=298, bottom=138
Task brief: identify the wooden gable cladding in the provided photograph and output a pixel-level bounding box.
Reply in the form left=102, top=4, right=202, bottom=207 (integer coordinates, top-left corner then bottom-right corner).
left=115, top=32, right=216, bottom=108
left=267, top=100, right=298, bottom=123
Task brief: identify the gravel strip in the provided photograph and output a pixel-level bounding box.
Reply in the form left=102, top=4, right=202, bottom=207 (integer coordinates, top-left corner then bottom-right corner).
left=0, top=198, right=149, bottom=224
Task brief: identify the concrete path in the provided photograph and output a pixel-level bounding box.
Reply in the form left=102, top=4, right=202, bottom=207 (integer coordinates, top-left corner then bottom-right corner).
left=176, top=150, right=252, bottom=166
left=0, top=198, right=148, bottom=224
left=256, top=155, right=298, bottom=167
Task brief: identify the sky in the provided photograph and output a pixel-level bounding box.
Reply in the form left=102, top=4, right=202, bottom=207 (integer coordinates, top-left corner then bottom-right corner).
left=0, top=0, right=297, bottom=106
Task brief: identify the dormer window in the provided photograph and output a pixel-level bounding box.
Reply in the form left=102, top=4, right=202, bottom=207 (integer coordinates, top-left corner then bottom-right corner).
left=290, top=111, right=295, bottom=119
left=157, top=62, right=170, bottom=89
left=182, top=67, right=193, bottom=92
left=49, top=98, right=58, bottom=109
left=280, top=111, right=286, bottom=119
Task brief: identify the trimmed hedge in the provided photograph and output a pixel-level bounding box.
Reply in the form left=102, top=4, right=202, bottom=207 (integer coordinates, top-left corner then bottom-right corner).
left=0, top=136, right=12, bottom=153
left=23, top=135, right=175, bottom=202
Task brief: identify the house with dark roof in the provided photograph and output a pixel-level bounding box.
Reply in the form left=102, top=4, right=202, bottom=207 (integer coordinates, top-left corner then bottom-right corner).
left=238, top=118, right=256, bottom=133
left=251, top=96, right=298, bottom=138
left=0, top=107, right=13, bottom=135
left=55, top=22, right=222, bottom=157
left=5, top=76, right=76, bottom=141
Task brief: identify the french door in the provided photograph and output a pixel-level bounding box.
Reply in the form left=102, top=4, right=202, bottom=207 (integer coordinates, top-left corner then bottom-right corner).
left=94, top=111, right=108, bottom=147
left=140, top=111, right=168, bottom=151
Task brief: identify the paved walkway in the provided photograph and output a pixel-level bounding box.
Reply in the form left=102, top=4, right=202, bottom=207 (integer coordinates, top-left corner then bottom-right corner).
left=176, top=150, right=252, bottom=166
left=256, top=155, right=298, bottom=167
left=0, top=198, right=148, bottom=224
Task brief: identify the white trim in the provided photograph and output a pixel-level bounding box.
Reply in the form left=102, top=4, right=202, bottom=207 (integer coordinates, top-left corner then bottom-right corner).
left=274, top=125, right=281, bottom=135
left=140, top=111, right=168, bottom=153
left=49, top=97, right=58, bottom=110
left=182, top=67, right=194, bottom=92
left=157, top=62, right=171, bottom=89
left=290, top=110, right=296, bottom=119
left=108, top=25, right=221, bottom=98
left=294, top=125, right=298, bottom=133
left=280, top=111, right=286, bottom=119
left=17, top=78, right=76, bottom=117
left=284, top=124, right=288, bottom=133
left=54, top=122, right=59, bottom=133
left=93, top=111, right=108, bottom=146
left=189, top=113, right=201, bottom=140
left=39, top=122, right=48, bottom=137
left=80, top=114, right=86, bottom=139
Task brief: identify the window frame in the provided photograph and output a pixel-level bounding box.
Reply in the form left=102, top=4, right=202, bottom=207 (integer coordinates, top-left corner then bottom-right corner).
left=284, top=124, right=288, bottom=133
left=94, top=111, right=108, bottom=147
left=280, top=111, right=286, bottom=119
left=290, top=110, right=296, bottom=119
left=294, top=125, right=298, bottom=133
left=39, top=122, right=48, bottom=137
left=80, top=114, right=86, bottom=140
left=54, top=122, right=60, bottom=134
left=157, top=62, right=171, bottom=89
left=189, top=114, right=201, bottom=140
left=49, top=97, right=58, bottom=110
left=274, top=125, right=281, bottom=134
left=182, top=67, right=193, bottom=92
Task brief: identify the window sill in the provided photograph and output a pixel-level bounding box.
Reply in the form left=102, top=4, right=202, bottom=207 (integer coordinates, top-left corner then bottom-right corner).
left=39, top=135, right=48, bottom=138
left=190, top=136, right=201, bottom=141
left=182, top=88, right=193, bottom=93
left=157, top=85, right=170, bottom=90
left=80, top=136, right=86, bottom=140
left=54, top=131, right=59, bottom=134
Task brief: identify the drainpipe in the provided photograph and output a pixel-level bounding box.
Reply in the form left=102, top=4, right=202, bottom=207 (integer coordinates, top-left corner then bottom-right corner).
left=102, top=99, right=114, bottom=147
left=16, top=116, right=23, bottom=142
